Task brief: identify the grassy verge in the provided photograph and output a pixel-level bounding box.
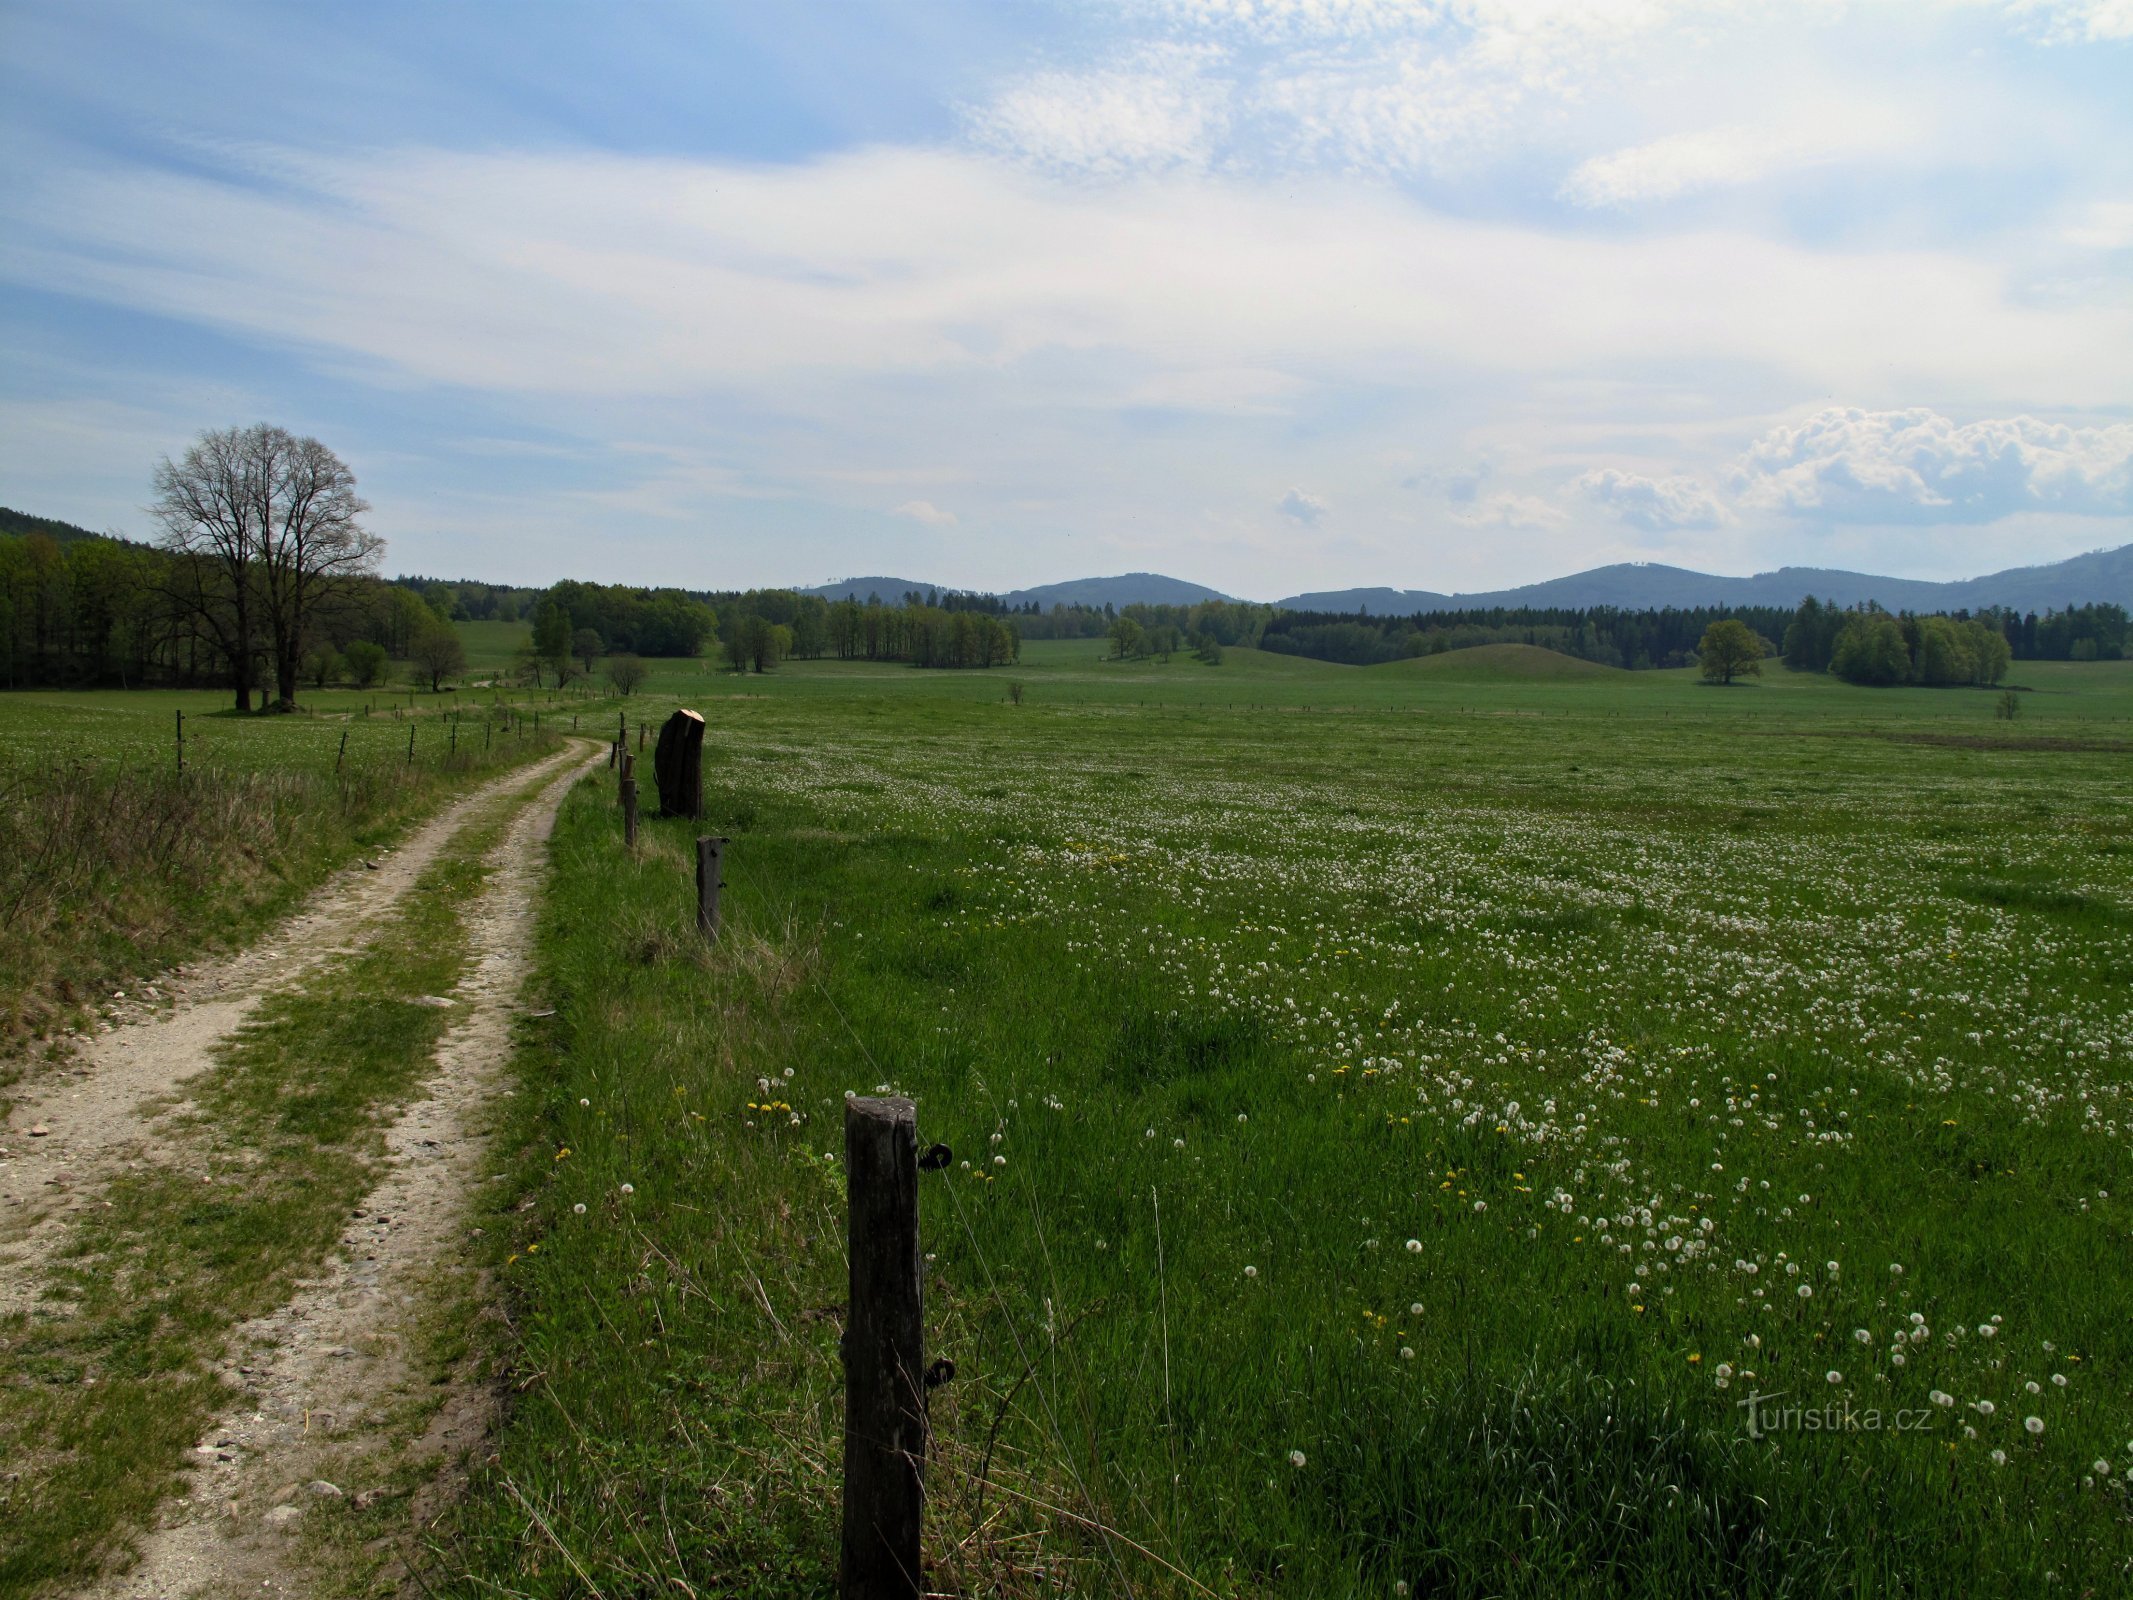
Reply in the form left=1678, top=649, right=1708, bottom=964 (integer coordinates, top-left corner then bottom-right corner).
left=0, top=695, right=566, bottom=1050
left=436, top=673, right=2132, bottom=1598
left=0, top=771, right=548, bottom=1597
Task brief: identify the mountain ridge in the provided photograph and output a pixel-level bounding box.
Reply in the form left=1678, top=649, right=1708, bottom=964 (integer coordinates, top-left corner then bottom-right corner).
left=802, top=544, right=2133, bottom=614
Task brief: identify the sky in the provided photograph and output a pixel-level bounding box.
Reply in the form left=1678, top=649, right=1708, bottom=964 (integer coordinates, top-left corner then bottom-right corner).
left=1, top=0, right=2130, bottom=600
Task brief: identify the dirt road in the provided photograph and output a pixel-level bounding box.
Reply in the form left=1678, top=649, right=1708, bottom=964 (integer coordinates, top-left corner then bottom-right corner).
left=0, top=741, right=600, bottom=1599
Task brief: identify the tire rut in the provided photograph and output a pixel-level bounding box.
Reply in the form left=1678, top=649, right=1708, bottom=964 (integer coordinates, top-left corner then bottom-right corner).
left=73, top=742, right=602, bottom=1599
left=0, top=744, right=586, bottom=1317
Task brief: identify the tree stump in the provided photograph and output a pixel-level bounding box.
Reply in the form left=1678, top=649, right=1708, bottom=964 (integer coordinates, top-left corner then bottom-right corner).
left=654, top=709, right=706, bottom=819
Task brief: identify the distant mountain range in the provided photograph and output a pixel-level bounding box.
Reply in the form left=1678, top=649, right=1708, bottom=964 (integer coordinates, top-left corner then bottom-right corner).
left=16, top=500, right=2124, bottom=615
left=807, top=544, right=2133, bottom=615
left=804, top=571, right=1231, bottom=609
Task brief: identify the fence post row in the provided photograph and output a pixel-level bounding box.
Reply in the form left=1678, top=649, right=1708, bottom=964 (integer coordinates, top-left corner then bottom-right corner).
left=695, top=836, right=727, bottom=940
left=841, top=1096, right=944, bottom=1600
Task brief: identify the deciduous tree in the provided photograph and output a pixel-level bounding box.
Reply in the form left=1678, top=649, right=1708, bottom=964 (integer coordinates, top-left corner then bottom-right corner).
left=1697, top=618, right=1763, bottom=685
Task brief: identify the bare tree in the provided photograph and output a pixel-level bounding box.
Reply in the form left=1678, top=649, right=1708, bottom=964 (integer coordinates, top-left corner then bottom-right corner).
left=151, top=429, right=261, bottom=711
left=151, top=425, right=383, bottom=712
left=247, top=427, right=382, bottom=710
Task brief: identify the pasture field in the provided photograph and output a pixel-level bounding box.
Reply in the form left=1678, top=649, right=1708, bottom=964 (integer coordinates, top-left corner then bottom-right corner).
left=437, top=647, right=2133, bottom=1597
left=455, top=617, right=532, bottom=675
left=0, top=685, right=579, bottom=1046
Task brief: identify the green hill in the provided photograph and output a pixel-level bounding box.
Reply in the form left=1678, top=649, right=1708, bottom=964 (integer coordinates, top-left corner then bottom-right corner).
left=0, top=506, right=115, bottom=545
left=1372, top=643, right=1629, bottom=682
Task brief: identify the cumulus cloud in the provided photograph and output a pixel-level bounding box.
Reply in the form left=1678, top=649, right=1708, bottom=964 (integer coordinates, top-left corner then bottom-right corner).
left=1731, top=407, right=2133, bottom=523
left=890, top=499, right=957, bottom=526
left=1574, top=469, right=1731, bottom=530
left=1278, top=487, right=1327, bottom=524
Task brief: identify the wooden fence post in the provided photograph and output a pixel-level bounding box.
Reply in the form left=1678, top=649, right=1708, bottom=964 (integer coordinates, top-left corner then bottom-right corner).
left=842, top=1096, right=933, bottom=1600
left=620, top=753, right=638, bottom=848
left=695, top=836, right=727, bottom=939
left=336, top=729, right=348, bottom=773
left=175, top=709, right=184, bottom=775
left=407, top=723, right=416, bottom=766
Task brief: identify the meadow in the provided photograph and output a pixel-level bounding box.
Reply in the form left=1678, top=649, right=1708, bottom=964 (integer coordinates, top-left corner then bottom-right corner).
left=432, top=642, right=2133, bottom=1597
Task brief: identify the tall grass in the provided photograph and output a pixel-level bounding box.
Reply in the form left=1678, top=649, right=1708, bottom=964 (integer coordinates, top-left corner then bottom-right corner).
left=0, top=698, right=563, bottom=1042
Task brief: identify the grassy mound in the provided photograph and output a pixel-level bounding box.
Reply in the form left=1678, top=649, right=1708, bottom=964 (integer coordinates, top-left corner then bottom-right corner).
left=1373, top=642, right=1629, bottom=681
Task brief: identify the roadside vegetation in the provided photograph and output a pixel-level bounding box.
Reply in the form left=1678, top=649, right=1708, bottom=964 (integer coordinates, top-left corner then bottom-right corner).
left=430, top=643, right=2133, bottom=1597
left=0, top=692, right=567, bottom=1046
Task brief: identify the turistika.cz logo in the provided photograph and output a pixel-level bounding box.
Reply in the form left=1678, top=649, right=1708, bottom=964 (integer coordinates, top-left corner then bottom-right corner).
left=1738, top=1390, right=1937, bottom=1439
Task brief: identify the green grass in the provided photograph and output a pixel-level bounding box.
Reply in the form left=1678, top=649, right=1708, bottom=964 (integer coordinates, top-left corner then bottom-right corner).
left=0, top=688, right=581, bottom=1043
left=432, top=653, right=2133, bottom=1597
left=455, top=618, right=532, bottom=675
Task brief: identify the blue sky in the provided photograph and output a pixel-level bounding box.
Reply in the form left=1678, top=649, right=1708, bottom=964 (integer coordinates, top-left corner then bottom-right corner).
left=2, top=0, right=2129, bottom=599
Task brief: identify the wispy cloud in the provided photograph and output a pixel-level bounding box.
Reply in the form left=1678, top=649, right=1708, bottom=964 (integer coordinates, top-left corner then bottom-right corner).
left=1562, top=113, right=1913, bottom=207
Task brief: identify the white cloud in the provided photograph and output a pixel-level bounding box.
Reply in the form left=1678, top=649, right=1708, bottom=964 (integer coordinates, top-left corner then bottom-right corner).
left=968, top=47, right=1231, bottom=173
left=2012, top=0, right=2133, bottom=44
left=1278, top=486, right=1327, bottom=524
left=1575, top=468, right=1731, bottom=530
left=1562, top=113, right=1912, bottom=207
left=890, top=499, right=958, bottom=526
left=1449, top=492, right=1568, bottom=530
left=1731, top=407, right=2133, bottom=522
left=2062, top=200, right=2133, bottom=250
left=9, top=144, right=2125, bottom=409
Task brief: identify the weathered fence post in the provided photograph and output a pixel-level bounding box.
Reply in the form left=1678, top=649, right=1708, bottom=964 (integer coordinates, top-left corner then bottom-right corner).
left=336, top=729, right=348, bottom=773
left=695, top=835, right=727, bottom=939
left=407, top=723, right=416, bottom=766
left=175, top=709, right=184, bottom=775
left=619, top=753, right=638, bottom=849
left=842, top=1096, right=933, bottom=1600
left=450, top=719, right=457, bottom=757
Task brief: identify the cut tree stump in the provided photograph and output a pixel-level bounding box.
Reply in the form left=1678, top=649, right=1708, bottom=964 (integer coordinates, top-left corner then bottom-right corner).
left=654, top=709, right=706, bottom=819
